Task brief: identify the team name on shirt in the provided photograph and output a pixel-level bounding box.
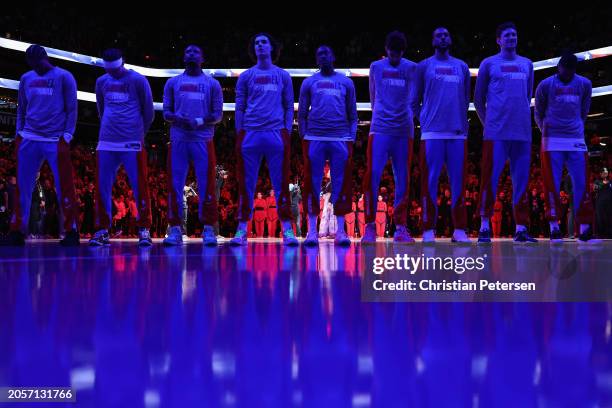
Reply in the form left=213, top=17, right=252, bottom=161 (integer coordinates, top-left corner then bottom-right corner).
left=28, top=78, right=54, bottom=96
left=254, top=75, right=278, bottom=92
left=179, top=82, right=207, bottom=100
left=382, top=70, right=405, bottom=87
left=500, top=64, right=527, bottom=80
left=105, top=82, right=130, bottom=102
left=314, top=80, right=343, bottom=97
left=554, top=86, right=580, bottom=103
left=434, top=66, right=460, bottom=83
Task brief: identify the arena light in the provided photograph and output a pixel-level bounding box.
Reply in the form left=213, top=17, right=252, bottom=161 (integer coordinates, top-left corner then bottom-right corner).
left=2, top=37, right=610, bottom=78
left=1, top=77, right=610, bottom=112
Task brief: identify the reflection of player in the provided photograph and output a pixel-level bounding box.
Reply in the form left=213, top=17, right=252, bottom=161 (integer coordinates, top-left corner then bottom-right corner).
left=162, top=44, right=222, bottom=246
left=89, top=49, right=154, bottom=247
left=535, top=53, right=599, bottom=244
left=475, top=22, right=536, bottom=244
left=362, top=31, right=417, bottom=243
left=7, top=45, right=80, bottom=247
left=299, top=45, right=356, bottom=247
left=411, top=27, right=471, bottom=244
left=231, top=33, right=297, bottom=246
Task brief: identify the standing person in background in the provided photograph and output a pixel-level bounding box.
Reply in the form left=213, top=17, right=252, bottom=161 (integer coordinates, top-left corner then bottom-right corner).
left=345, top=198, right=356, bottom=238
left=594, top=168, right=611, bottom=238
left=89, top=48, right=154, bottom=246
left=492, top=193, right=503, bottom=238
left=375, top=195, right=387, bottom=238
left=253, top=192, right=267, bottom=238
left=357, top=193, right=365, bottom=237
left=289, top=177, right=302, bottom=237
left=0, top=179, right=9, bottom=235
left=215, top=165, right=228, bottom=237
left=231, top=33, right=297, bottom=246
left=266, top=189, right=279, bottom=237
left=475, top=22, right=536, bottom=244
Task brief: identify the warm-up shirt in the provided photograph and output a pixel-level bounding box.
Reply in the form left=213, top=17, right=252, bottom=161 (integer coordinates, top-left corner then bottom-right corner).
left=535, top=73, right=591, bottom=152
left=17, top=67, right=77, bottom=141
left=163, top=72, right=223, bottom=141
left=369, top=58, right=417, bottom=138
left=95, top=69, right=154, bottom=151
left=474, top=53, right=534, bottom=141
left=298, top=72, right=357, bottom=141
left=410, top=55, right=471, bottom=139
left=235, top=65, right=294, bottom=131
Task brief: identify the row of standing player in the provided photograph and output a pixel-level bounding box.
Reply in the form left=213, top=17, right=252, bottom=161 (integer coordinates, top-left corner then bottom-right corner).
left=3, top=22, right=600, bottom=247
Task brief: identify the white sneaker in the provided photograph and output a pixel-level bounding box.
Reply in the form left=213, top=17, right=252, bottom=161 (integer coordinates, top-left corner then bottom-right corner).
left=202, top=226, right=218, bottom=246
left=451, top=229, right=472, bottom=244
left=422, top=229, right=436, bottom=245
left=163, top=226, right=183, bottom=246
left=304, top=231, right=319, bottom=246
left=334, top=229, right=351, bottom=246
left=361, top=223, right=377, bottom=244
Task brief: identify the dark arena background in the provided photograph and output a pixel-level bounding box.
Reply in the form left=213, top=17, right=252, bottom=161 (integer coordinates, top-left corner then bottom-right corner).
left=1, top=6, right=612, bottom=407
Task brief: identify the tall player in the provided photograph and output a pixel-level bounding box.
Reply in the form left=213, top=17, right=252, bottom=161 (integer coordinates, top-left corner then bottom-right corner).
left=299, top=45, right=357, bottom=247
left=89, top=49, right=154, bottom=246
left=474, top=22, right=537, bottom=244
left=411, top=27, right=471, bottom=244
left=362, top=31, right=417, bottom=243
left=6, top=45, right=80, bottom=247
left=162, top=44, right=222, bottom=246
left=230, top=33, right=297, bottom=246
left=535, top=53, right=599, bottom=243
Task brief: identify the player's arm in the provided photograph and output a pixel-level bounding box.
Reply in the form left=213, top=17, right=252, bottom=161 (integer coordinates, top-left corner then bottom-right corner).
left=581, top=78, right=592, bottom=123
left=463, top=62, right=471, bottom=113
left=235, top=72, right=247, bottom=132
left=139, top=76, right=155, bottom=134
left=346, top=79, right=358, bottom=140
left=16, top=76, right=27, bottom=135
left=205, top=79, right=224, bottom=125
left=297, top=78, right=310, bottom=138
left=95, top=77, right=104, bottom=120
left=527, top=60, right=535, bottom=101
left=62, top=72, right=78, bottom=142
left=162, top=78, right=176, bottom=123
left=534, top=80, right=547, bottom=132
left=368, top=62, right=376, bottom=107
left=409, top=61, right=425, bottom=119
left=281, top=71, right=294, bottom=131
left=473, top=59, right=489, bottom=125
